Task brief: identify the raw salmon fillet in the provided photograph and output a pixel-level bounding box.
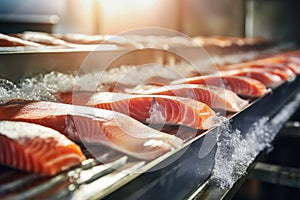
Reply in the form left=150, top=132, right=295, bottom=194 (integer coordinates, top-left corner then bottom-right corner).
left=266, top=56, right=300, bottom=74
left=128, top=84, right=249, bottom=112
left=57, top=92, right=215, bottom=130
left=222, top=54, right=300, bottom=75
left=219, top=69, right=284, bottom=88
left=222, top=64, right=295, bottom=79
left=56, top=91, right=93, bottom=105
left=0, top=33, right=42, bottom=47
left=0, top=101, right=183, bottom=160
left=0, top=120, right=85, bottom=176
left=171, top=75, right=268, bottom=97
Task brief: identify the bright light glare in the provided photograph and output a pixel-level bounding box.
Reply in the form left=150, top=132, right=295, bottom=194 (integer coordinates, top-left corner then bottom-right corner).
left=98, top=0, right=177, bottom=34
left=100, top=0, right=156, bottom=11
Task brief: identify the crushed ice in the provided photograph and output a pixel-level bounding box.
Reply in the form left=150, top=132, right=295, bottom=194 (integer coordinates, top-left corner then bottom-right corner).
left=211, top=92, right=300, bottom=189
left=0, top=63, right=195, bottom=103
left=0, top=72, right=74, bottom=104
left=203, top=114, right=228, bottom=130
left=146, top=99, right=166, bottom=124
left=99, top=64, right=181, bottom=86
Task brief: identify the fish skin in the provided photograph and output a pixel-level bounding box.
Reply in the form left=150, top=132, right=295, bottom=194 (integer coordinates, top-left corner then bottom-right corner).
left=171, top=75, right=268, bottom=97
left=0, top=100, right=183, bottom=160
left=0, top=120, right=85, bottom=176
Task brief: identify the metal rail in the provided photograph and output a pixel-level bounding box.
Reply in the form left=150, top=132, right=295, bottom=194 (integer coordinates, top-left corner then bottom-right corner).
left=249, top=162, right=300, bottom=188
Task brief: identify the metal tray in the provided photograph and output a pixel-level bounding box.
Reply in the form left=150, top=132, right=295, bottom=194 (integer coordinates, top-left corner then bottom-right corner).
left=0, top=43, right=283, bottom=82
left=0, top=47, right=299, bottom=199
left=103, top=75, right=300, bottom=200
left=0, top=74, right=299, bottom=200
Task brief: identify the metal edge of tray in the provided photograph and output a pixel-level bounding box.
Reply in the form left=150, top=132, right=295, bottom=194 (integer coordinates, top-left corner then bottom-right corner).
left=187, top=94, right=300, bottom=200
left=99, top=75, right=300, bottom=200
left=0, top=47, right=131, bottom=81
left=0, top=47, right=190, bottom=82
left=0, top=44, right=283, bottom=82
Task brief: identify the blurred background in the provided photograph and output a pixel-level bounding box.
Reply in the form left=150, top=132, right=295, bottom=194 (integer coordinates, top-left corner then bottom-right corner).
left=0, top=0, right=300, bottom=43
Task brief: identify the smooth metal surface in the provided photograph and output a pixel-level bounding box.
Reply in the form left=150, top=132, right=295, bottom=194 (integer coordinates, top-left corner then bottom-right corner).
left=281, top=121, right=300, bottom=138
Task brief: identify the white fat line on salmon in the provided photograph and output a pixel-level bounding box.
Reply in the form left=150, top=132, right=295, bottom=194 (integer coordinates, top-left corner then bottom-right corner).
left=211, top=92, right=300, bottom=189
left=146, top=97, right=166, bottom=124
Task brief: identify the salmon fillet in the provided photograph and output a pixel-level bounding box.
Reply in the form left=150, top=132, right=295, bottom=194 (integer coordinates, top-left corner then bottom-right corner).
left=0, top=33, right=42, bottom=47
left=0, top=120, right=85, bottom=176
left=14, top=31, right=69, bottom=46
left=171, top=75, right=268, bottom=97
left=127, top=84, right=249, bottom=112
left=0, top=101, right=183, bottom=160
left=221, top=54, right=300, bottom=75
left=57, top=92, right=216, bottom=130
left=219, top=69, right=284, bottom=88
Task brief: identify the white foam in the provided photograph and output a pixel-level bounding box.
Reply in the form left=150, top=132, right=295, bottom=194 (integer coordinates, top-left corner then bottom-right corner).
left=211, top=92, right=300, bottom=189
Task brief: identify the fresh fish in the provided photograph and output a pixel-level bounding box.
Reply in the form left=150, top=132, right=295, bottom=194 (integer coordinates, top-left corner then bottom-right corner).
left=280, top=50, right=300, bottom=57
left=0, top=100, right=183, bottom=160
left=0, top=120, right=85, bottom=176
left=223, top=55, right=300, bottom=75
left=57, top=92, right=215, bottom=130
left=222, top=63, right=296, bottom=78
left=56, top=91, right=93, bottom=105
left=219, top=69, right=284, bottom=88
left=14, top=31, right=69, bottom=46
left=171, top=75, right=269, bottom=97
left=127, top=84, right=249, bottom=112
left=0, top=33, right=42, bottom=47
left=268, top=55, right=300, bottom=74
